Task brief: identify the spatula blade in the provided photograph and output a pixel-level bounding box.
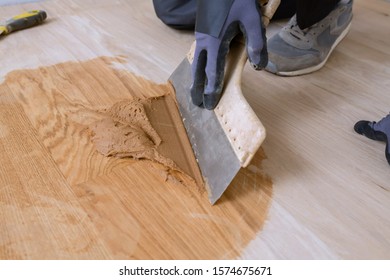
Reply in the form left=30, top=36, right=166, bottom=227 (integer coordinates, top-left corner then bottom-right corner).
left=169, top=58, right=241, bottom=204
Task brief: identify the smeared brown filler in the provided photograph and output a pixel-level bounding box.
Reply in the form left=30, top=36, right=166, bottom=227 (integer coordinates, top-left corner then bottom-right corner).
left=89, top=98, right=179, bottom=171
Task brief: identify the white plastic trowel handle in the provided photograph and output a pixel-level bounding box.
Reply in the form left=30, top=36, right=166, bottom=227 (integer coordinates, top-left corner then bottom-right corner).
left=187, top=40, right=266, bottom=168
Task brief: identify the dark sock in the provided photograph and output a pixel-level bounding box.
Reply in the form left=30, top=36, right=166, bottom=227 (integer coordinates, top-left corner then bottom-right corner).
left=272, top=0, right=297, bottom=20
left=296, top=0, right=340, bottom=29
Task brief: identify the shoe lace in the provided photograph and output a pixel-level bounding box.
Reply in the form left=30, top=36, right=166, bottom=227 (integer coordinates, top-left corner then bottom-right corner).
left=285, top=12, right=336, bottom=43
left=286, top=17, right=314, bottom=42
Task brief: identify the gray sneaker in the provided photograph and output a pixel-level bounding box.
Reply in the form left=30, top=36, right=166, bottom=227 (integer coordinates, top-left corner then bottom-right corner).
left=266, top=0, right=353, bottom=76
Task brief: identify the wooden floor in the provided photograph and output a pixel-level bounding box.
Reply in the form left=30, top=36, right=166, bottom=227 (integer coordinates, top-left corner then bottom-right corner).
left=0, top=0, right=389, bottom=259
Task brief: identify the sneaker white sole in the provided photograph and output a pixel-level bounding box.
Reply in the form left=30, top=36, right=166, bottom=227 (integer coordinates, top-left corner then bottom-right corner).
left=276, top=21, right=352, bottom=77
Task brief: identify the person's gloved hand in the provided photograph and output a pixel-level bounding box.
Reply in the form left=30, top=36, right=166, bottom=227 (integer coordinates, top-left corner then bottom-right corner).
left=191, top=0, right=268, bottom=110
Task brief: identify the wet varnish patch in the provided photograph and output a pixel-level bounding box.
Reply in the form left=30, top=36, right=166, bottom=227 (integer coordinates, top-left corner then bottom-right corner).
left=0, top=57, right=273, bottom=259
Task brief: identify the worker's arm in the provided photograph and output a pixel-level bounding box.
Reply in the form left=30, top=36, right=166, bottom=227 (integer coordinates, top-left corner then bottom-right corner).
left=190, top=0, right=268, bottom=110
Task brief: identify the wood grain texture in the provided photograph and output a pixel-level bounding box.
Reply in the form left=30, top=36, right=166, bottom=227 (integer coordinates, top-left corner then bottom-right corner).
left=0, top=56, right=272, bottom=259
left=1, top=0, right=390, bottom=259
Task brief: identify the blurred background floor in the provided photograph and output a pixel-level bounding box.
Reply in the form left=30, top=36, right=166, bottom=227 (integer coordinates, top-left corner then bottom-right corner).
left=0, top=0, right=389, bottom=259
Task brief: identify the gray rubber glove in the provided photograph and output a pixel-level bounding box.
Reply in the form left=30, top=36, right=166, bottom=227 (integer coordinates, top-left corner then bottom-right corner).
left=191, top=0, right=268, bottom=110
